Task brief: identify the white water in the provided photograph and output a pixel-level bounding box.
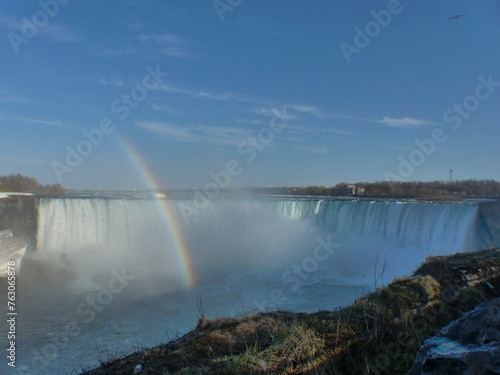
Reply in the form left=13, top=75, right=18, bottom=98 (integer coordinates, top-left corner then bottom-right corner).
left=273, top=199, right=488, bottom=252
left=0, top=196, right=492, bottom=374
left=35, top=198, right=188, bottom=293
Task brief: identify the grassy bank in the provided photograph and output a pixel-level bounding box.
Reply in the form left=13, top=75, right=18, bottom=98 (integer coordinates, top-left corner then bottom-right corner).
left=81, top=248, right=500, bottom=375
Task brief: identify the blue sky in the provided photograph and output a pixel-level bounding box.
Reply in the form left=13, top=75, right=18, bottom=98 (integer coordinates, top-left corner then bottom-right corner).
left=0, top=0, right=499, bottom=189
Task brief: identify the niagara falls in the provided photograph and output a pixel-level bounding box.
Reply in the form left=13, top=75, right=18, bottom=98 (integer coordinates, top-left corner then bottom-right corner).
left=2, top=1, right=500, bottom=374
left=1, top=189, right=499, bottom=374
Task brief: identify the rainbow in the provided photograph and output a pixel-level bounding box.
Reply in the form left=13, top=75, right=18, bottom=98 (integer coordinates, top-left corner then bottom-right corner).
left=121, top=140, right=196, bottom=288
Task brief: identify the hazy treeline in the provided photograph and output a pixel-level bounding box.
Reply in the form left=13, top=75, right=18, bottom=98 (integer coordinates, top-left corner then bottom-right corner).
left=354, top=179, right=500, bottom=197
left=0, top=174, right=65, bottom=196
left=246, top=179, right=500, bottom=197
left=243, top=186, right=332, bottom=196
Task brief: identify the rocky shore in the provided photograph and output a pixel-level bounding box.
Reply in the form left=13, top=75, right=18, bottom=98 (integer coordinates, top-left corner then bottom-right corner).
left=79, top=247, right=500, bottom=375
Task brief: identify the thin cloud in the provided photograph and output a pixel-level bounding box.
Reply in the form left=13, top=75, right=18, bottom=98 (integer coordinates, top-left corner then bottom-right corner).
left=335, top=113, right=375, bottom=122
left=236, top=118, right=268, bottom=126
left=253, top=104, right=355, bottom=124
left=251, top=106, right=353, bottom=136
left=136, top=122, right=198, bottom=143
left=285, top=104, right=332, bottom=118
left=0, top=11, right=84, bottom=44
left=18, top=117, right=64, bottom=127
left=136, top=33, right=192, bottom=57
left=252, top=107, right=297, bottom=120
left=156, top=83, right=349, bottom=124
left=378, top=116, right=438, bottom=128
left=247, top=106, right=354, bottom=143
left=157, top=84, right=361, bottom=138
left=159, top=83, right=253, bottom=102
left=136, top=121, right=250, bottom=146
left=96, top=77, right=125, bottom=86
left=151, top=104, right=181, bottom=115
left=293, top=145, right=331, bottom=154
left=90, top=45, right=137, bottom=57
left=284, top=103, right=377, bottom=123
left=40, top=23, right=85, bottom=43
left=287, top=124, right=353, bottom=136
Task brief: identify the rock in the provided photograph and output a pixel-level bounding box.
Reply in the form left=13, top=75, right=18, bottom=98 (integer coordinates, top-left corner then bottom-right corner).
left=408, top=297, right=500, bottom=375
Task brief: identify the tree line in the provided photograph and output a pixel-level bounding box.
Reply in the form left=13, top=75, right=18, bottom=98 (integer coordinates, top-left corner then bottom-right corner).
left=245, top=179, right=500, bottom=197
left=353, top=179, right=500, bottom=197
left=0, top=174, right=65, bottom=196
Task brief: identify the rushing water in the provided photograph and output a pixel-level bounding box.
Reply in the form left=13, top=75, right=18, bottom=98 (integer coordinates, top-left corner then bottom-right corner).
left=0, top=194, right=494, bottom=374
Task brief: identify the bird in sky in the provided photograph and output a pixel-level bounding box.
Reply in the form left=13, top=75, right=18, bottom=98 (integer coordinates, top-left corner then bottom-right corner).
left=448, top=14, right=466, bottom=20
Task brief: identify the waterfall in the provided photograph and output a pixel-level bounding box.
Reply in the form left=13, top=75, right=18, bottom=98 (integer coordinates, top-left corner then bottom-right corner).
left=33, top=197, right=493, bottom=289
left=37, top=197, right=491, bottom=258
left=35, top=198, right=186, bottom=291
left=171, top=198, right=492, bottom=282
left=272, top=199, right=490, bottom=252
left=37, top=198, right=163, bottom=254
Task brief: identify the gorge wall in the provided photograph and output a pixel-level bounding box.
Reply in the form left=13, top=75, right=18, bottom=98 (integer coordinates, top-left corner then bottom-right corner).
left=0, top=197, right=38, bottom=250
left=479, top=199, right=500, bottom=248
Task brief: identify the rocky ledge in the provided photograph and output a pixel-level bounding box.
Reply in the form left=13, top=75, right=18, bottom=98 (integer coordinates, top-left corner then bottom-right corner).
left=408, top=297, right=500, bottom=374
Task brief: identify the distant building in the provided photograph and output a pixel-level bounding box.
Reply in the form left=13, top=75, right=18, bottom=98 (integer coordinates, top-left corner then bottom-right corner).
left=331, top=184, right=365, bottom=196
left=356, top=187, right=366, bottom=195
